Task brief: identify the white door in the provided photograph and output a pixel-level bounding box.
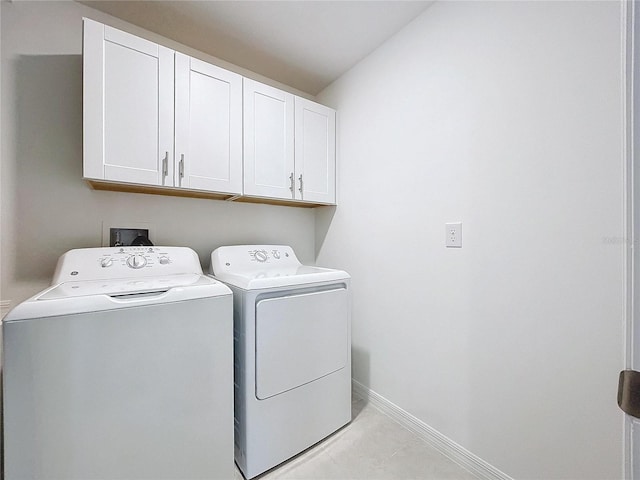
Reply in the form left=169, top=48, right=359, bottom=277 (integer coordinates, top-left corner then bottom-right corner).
left=294, top=97, right=336, bottom=204
left=254, top=288, right=349, bottom=400
left=83, top=19, right=174, bottom=186
left=243, top=79, right=295, bottom=200
left=174, top=54, right=242, bottom=194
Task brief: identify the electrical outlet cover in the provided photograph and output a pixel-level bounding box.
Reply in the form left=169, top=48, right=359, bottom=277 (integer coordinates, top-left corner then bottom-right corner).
left=445, top=222, right=462, bottom=248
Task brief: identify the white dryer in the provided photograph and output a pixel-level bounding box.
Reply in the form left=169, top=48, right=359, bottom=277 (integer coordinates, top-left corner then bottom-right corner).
left=210, top=245, right=351, bottom=479
left=3, top=246, right=234, bottom=480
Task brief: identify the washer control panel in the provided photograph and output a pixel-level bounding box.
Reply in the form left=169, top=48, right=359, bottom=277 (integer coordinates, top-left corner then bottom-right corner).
left=52, top=246, right=203, bottom=283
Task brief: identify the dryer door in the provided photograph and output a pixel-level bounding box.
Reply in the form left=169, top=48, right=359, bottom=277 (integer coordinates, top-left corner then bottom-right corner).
left=255, top=288, right=348, bottom=400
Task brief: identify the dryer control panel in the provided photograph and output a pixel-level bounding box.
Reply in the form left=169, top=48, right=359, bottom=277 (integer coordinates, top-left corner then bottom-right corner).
left=212, top=245, right=301, bottom=273
left=249, top=247, right=293, bottom=264
left=52, top=246, right=203, bottom=283
left=210, top=245, right=349, bottom=290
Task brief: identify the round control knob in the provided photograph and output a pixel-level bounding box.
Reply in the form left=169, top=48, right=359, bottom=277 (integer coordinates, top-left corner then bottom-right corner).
left=100, top=257, right=113, bottom=268
left=127, top=254, right=147, bottom=269
left=158, top=256, right=170, bottom=265
left=254, top=250, right=268, bottom=262
left=272, top=250, right=281, bottom=259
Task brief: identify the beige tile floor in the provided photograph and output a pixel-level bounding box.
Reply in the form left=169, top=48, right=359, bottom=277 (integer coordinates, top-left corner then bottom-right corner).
left=234, top=396, right=478, bottom=480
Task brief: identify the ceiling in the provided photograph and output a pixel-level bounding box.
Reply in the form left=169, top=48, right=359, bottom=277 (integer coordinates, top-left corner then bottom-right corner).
left=80, top=1, right=433, bottom=95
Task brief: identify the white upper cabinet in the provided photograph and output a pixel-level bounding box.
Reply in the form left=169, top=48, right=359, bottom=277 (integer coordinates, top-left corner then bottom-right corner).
left=84, top=19, right=336, bottom=205
left=294, top=97, right=336, bottom=204
left=83, top=19, right=174, bottom=186
left=243, top=79, right=336, bottom=204
left=175, top=54, right=242, bottom=194
left=243, top=78, right=295, bottom=200
left=84, top=19, right=242, bottom=196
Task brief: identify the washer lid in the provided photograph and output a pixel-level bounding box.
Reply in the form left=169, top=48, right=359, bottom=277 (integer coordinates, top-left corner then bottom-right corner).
left=210, top=245, right=349, bottom=290
left=40, top=273, right=212, bottom=300
left=3, top=274, right=230, bottom=322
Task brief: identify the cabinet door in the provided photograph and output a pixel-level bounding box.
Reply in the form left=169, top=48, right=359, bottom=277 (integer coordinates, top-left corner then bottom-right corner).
left=83, top=19, right=174, bottom=186
left=175, top=54, right=242, bottom=194
left=294, top=97, right=336, bottom=204
left=243, top=79, right=295, bottom=200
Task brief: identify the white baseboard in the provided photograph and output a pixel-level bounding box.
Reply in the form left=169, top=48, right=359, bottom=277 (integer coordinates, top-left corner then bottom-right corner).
left=352, top=379, right=513, bottom=480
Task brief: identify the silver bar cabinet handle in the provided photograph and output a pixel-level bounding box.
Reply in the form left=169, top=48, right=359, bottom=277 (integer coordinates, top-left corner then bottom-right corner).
left=162, top=151, right=168, bottom=177
left=289, top=172, right=294, bottom=195
left=179, top=154, right=185, bottom=179
left=298, top=174, right=303, bottom=196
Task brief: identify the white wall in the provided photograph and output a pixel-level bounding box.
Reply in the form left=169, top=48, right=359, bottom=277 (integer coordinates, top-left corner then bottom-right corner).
left=1, top=0, right=628, bottom=478
left=316, top=1, right=626, bottom=478
left=0, top=1, right=316, bottom=308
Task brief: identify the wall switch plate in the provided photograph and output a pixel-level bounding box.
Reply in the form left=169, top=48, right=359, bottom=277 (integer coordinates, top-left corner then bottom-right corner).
left=445, top=222, right=462, bottom=248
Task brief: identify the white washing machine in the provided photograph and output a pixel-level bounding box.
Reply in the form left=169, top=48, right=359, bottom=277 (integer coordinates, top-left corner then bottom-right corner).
left=3, top=246, right=234, bottom=480
left=210, top=245, right=351, bottom=479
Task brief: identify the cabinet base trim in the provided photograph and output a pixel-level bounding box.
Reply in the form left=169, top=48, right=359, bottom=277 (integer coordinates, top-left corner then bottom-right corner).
left=232, top=195, right=327, bottom=208
left=86, top=179, right=236, bottom=201
left=85, top=180, right=334, bottom=208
